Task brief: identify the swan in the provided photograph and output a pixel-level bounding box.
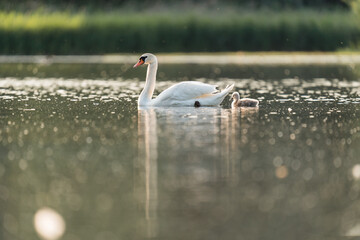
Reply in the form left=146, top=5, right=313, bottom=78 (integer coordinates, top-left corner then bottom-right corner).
left=231, top=92, right=259, bottom=108
left=133, top=53, right=234, bottom=107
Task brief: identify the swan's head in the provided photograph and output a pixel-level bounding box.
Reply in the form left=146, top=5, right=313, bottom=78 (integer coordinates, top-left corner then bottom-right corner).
left=133, top=53, right=157, bottom=68
left=231, top=92, right=240, bottom=101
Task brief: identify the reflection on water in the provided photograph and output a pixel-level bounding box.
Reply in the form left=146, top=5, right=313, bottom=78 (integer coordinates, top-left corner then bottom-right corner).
left=0, top=62, right=358, bottom=81
left=33, top=207, right=65, bottom=240
left=0, top=65, right=360, bottom=240
left=137, top=108, right=158, bottom=238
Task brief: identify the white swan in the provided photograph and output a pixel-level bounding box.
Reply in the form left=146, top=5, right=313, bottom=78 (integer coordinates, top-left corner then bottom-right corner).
left=133, top=53, right=234, bottom=107
left=231, top=92, right=259, bottom=108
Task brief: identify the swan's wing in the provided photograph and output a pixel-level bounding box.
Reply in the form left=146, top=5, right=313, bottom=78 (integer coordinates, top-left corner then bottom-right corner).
left=154, top=81, right=218, bottom=103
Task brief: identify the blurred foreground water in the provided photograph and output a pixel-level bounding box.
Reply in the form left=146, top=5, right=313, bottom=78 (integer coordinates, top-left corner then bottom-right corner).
left=1, top=61, right=360, bottom=240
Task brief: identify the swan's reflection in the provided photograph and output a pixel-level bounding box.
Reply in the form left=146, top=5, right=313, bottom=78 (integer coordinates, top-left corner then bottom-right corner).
left=137, top=106, right=259, bottom=237
left=137, top=108, right=158, bottom=238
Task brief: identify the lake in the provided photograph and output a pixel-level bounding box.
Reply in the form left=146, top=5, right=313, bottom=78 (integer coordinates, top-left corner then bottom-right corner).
left=1, top=57, right=360, bottom=240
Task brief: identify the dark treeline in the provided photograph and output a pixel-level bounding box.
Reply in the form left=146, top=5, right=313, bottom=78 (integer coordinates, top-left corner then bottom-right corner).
left=2, top=0, right=349, bottom=10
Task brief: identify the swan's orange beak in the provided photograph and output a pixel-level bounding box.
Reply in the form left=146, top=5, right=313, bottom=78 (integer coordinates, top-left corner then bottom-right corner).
left=133, top=59, right=144, bottom=68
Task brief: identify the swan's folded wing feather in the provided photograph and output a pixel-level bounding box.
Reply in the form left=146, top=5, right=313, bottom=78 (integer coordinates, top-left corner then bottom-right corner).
left=154, top=81, right=218, bottom=102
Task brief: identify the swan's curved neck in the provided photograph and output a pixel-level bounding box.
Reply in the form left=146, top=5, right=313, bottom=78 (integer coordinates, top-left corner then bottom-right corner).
left=232, top=99, right=238, bottom=107
left=139, top=60, right=158, bottom=106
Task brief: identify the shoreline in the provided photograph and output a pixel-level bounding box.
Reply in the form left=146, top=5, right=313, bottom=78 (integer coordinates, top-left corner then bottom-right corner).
left=1, top=53, right=360, bottom=65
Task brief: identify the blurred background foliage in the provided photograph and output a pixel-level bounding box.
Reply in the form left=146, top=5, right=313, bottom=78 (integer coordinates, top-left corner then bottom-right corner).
left=1, top=0, right=349, bottom=10
left=0, top=0, right=358, bottom=54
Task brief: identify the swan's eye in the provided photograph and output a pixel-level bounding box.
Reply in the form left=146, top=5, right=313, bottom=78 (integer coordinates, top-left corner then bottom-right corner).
left=140, top=56, right=147, bottom=62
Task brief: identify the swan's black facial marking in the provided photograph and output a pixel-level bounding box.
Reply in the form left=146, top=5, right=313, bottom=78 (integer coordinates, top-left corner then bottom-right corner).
left=133, top=56, right=147, bottom=68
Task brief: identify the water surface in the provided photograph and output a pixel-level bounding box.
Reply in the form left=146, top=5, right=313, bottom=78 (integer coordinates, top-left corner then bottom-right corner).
left=1, top=63, right=360, bottom=240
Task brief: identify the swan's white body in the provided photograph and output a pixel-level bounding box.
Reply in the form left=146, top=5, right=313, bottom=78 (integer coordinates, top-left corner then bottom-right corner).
left=134, top=53, right=233, bottom=107
left=231, top=92, right=259, bottom=108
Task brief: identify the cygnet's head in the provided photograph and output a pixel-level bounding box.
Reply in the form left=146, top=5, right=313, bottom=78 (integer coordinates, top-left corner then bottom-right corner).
left=133, top=53, right=157, bottom=68
left=231, top=92, right=240, bottom=101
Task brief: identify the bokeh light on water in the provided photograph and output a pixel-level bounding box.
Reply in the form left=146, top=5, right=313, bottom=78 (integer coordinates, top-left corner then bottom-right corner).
left=34, top=207, right=65, bottom=240
left=1, top=62, right=360, bottom=240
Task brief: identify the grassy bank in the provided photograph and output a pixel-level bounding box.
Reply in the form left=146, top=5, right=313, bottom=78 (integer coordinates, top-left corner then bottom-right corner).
left=0, top=10, right=359, bottom=54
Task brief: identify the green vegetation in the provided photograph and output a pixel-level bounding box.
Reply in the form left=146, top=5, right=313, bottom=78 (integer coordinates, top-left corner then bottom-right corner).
left=0, top=10, right=358, bottom=54
left=2, top=0, right=348, bottom=11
